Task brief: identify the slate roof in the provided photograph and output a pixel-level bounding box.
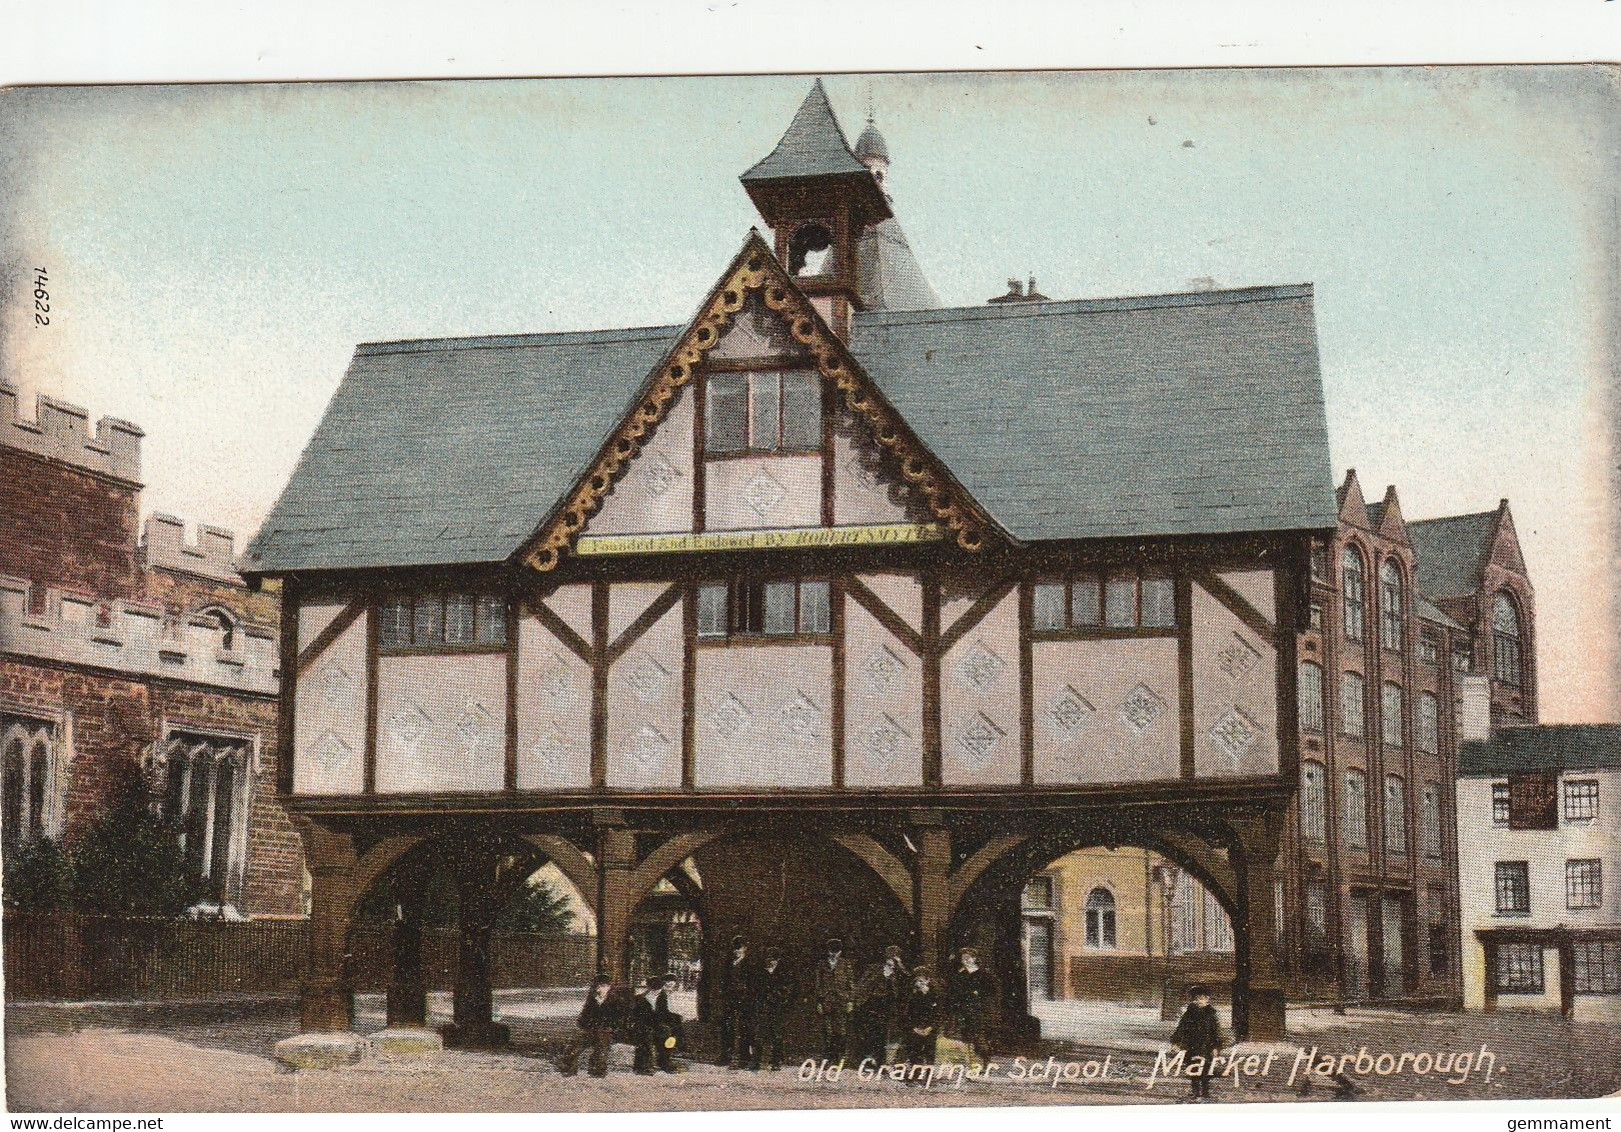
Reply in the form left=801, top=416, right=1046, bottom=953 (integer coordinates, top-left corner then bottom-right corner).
left=1459, top=725, right=1621, bottom=777
left=246, top=283, right=1338, bottom=573
left=857, top=217, right=941, bottom=311
left=1407, top=510, right=1497, bottom=598
left=846, top=285, right=1336, bottom=544
left=741, top=80, right=871, bottom=183
left=1414, top=594, right=1465, bottom=631
left=247, top=325, right=680, bottom=571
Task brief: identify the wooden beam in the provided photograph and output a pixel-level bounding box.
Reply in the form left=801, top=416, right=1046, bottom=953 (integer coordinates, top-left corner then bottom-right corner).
left=295, top=597, right=367, bottom=674
left=939, top=575, right=1018, bottom=654
left=590, top=582, right=609, bottom=789
left=844, top=574, right=924, bottom=655
left=604, top=583, right=682, bottom=667
left=1193, top=569, right=1276, bottom=645
left=531, top=600, right=591, bottom=664
left=1176, top=576, right=1196, bottom=779
left=363, top=604, right=380, bottom=795
left=921, top=576, right=942, bottom=788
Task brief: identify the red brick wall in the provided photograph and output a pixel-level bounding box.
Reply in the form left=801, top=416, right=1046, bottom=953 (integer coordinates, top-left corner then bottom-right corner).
left=0, top=449, right=140, bottom=600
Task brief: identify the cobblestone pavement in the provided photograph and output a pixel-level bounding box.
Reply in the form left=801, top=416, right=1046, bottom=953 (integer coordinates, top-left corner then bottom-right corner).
left=6, top=992, right=1619, bottom=1112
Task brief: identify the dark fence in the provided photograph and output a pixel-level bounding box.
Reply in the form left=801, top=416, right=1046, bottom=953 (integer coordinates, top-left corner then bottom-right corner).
left=3, top=915, right=594, bottom=1002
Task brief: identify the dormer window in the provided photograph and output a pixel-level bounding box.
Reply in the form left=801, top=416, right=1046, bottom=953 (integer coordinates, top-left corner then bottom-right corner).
left=705, top=371, right=821, bottom=455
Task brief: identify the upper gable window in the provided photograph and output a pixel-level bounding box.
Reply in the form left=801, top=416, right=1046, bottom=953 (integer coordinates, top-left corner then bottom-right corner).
left=705, top=371, right=821, bottom=455
left=380, top=592, right=507, bottom=651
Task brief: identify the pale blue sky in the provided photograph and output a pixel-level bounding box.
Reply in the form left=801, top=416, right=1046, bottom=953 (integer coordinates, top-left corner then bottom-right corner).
left=1, top=68, right=1613, bottom=720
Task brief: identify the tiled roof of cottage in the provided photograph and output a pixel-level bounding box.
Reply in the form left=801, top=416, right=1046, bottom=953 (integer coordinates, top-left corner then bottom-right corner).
left=245, top=282, right=1337, bottom=574
left=1459, top=725, right=1621, bottom=777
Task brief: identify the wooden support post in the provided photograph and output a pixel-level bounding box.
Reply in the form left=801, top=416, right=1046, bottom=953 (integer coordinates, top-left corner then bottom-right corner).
left=1232, top=811, right=1287, bottom=1041
left=385, top=852, right=430, bottom=1028
left=444, top=845, right=508, bottom=1049
left=912, top=811, right=951, bottom=969
left=596, top=814, right=636, bottom=983
left=299, top=822, right=359, bottom=1033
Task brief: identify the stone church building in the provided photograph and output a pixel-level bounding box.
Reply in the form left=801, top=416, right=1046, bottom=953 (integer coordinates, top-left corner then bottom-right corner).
left=245, top=81, right=1339, bottom=1048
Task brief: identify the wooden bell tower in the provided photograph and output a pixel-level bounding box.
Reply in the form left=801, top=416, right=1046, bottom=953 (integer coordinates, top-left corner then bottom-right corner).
left=740, top=78, right=891, bottom=339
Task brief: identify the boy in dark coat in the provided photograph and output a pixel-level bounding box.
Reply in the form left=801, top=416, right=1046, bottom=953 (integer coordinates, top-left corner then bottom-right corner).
left=854, top=945, right=907, bottom=1066
left=716, top=935, right=758, bottom=1068
left=812, top=937, right=858, bottom=1063
left=945, top=947, right=997, bottom=1062
left=632, top=974, right=683, bottom=1074
left=560, top=974, right=622, bottom=1077
left=1169, top=984, right=1225, bottom=1101
left=901, top=965, right=941, bottom=1071
left=752, top=946, right=794, bottom=1070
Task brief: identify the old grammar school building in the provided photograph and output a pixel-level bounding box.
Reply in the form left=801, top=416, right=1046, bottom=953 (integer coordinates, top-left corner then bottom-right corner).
left=242, top=81, right=1339, bottom=1048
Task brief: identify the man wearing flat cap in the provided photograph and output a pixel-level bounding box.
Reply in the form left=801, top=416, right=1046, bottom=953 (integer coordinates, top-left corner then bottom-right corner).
left=812, top=936, right=858, bottom=1063
left=716, top=934, right=758, bottom=1068
left=752, top=945, right=794, bottom=1071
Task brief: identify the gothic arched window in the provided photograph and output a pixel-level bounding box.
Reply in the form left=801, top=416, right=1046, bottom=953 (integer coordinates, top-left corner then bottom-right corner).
left=1380, top=559, right=1404, bottom=652
left=1492, top=593, right=1524, bottom=687
left=1342, top=548, right=1366, bottom=642
left=1084, top=887, right=1117, bottom=949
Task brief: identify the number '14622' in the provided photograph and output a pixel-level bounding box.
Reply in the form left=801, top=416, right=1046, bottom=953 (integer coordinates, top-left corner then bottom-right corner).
left=33, top=268, right=50, bottom=326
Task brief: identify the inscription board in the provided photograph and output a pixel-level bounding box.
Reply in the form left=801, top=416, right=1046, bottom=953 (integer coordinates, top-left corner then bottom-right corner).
left=575, top=523, right=944, bottom=556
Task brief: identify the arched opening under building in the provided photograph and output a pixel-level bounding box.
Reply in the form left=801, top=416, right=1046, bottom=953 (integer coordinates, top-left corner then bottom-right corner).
left=946, top=823, right=1267, bottom=1048
left=345, top=835, right=597, bottom=1046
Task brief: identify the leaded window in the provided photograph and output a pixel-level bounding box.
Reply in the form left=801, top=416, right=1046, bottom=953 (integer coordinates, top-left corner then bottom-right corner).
left=157, top=731, right=252, bottom=905
left=1380, top=559, right=1404, bottom=651
left=1564, top=779, right=1598, bottom=823
left=701, top=579, right=831, bottom=641
left=1, top=717, right=56, bottom=850
left=1298, top=662, right=1325, bottom=732
left=1574, top=941, right=1621, bottom=994
left=1494, top=861, right=1530, bottom=915
left=1566, top=859, right=1603, bottom=910
left=1382, top=682, right=1404, bottom=748
left=1492, top=592, right=1523, bottom=687
left=704, top=371, right=821, bottom=454
left=1385, top=775, right=1408, bottom=856
left=380, top=592, right=506, bottom=650
left=1300, top=761, right=1327, bottom=843
left=1341, top=672, right=1366, bottom=738
left=1342, top=550, right=1366, bottom=642
left=1343, top=769, right=1368, bottom=849
left=1495, top=942, right=1543, bottom=993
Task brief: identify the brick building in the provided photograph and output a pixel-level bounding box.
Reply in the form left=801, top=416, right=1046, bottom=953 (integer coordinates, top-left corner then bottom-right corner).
left=1039, top=472, right=1536, bottom=1011
left=0, top=382, right=303, bottom=918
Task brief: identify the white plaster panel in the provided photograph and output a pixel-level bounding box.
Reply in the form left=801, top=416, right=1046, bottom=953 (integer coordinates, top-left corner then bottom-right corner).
left=832, top=415, right=913, bottom=527
left=605, top=605, right=684, bottom=790
left=586, top=388, right=695, bottom=536
left=292, top=614, right=366, bottom=794
left=1192, top=583, right=1279, bottom=778
left=609, top=582, right=672, bottom=643
left=1217, top=569, right=1276, bottom=623
left=1032, top=638, right=1180, bottom=784
left=704, top=455, right=822, bottom=530
left=696, top=645, right=834, bottom=789
left=540, top=584, right=594, bottom=646
left=859, top=572, right=923, bottom=636
left=515, top=615, right=592, bottom=790
left=375, top=653, right=507, bottom=793
left=843, top=599, right=924, bottom=788
left=708, top=299, right=806, bottom=361
left=298, top=601, right=346, bottom=647
left=942, top=590, right=1022, bottom=785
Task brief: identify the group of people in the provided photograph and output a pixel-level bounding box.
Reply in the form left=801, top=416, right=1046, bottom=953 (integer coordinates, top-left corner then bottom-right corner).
left=557, top=935, right=999, bottom=1078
